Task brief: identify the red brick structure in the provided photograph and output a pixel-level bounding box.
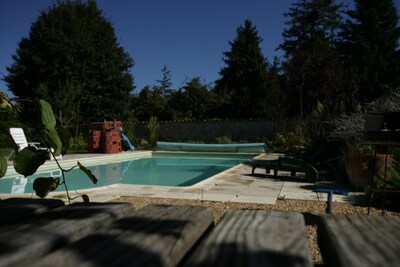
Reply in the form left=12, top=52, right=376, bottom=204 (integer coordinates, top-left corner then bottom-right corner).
left=88, top=120, right=122, bottom=153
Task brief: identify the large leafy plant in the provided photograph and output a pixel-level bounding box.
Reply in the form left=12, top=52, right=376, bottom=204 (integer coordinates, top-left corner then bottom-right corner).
left=0, top=92, right=97, bottom=202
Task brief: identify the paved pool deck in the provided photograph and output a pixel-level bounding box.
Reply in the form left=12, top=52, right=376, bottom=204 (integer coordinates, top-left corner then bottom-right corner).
left=1, top=151, right=359, bottom=205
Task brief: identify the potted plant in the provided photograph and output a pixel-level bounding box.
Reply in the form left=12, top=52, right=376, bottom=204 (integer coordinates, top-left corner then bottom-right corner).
left=344, top=143, right=393, bottom=191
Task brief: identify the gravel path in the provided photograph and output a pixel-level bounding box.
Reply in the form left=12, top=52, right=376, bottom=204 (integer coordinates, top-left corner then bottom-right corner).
left=112, top=196, right=400, bottom=265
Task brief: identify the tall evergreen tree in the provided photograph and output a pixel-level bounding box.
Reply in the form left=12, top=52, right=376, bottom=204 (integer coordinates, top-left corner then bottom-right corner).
left=279, top=0, right=345, bottom=118
left=155, top=65, right=173, bottom=97
left=214, top=20, right=274, bottom=119
left=279, top=0, right=344, bottom=56
left=3, top=0, right=134, bottom=125
left=339, top=0, right=400, bottom=105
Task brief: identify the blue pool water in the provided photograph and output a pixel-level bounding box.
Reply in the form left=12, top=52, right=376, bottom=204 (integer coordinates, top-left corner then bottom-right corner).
left=0, top=152, right=256, bottom=194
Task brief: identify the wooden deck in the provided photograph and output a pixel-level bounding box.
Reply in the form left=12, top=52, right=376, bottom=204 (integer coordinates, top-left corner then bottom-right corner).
left=1, top=198, right=399, bottom=267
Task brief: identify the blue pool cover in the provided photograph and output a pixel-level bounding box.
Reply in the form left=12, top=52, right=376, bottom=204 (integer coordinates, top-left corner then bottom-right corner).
left=156, top=141, right=266, bottom=153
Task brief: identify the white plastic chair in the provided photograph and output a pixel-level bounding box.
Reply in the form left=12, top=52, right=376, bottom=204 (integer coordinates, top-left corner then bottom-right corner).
left=9, top=127, right=62, bottom=161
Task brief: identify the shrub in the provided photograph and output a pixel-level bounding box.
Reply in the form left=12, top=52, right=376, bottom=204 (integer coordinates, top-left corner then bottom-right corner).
left=70, top=134, right=88, bottom=151
left=215, top=136, right=231, bottom=144
left=267, top=132, right=308, bottom=154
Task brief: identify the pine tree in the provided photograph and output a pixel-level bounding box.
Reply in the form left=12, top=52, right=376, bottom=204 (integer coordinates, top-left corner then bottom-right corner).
left=155, top=65, right=173, bottom=97
left=279, top=0, right=345, bottom=118
left=4, top=0, right=134, bottom=125
left=339, top=0, right=400, bottom=105
left=214, top=20, right=274, bottom=119
left=279, top=0, right=344, bottom=56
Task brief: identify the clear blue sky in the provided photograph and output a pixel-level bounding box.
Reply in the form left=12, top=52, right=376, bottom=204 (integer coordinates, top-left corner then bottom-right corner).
left=0, top=0, right=398, bottom=96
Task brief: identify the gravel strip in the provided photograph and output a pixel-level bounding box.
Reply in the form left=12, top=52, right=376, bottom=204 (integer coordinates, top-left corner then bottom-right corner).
left=111, top=196, right=400, bottom=265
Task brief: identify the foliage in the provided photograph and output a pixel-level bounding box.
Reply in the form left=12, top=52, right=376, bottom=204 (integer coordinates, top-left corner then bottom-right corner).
left=133, top=76, right=221, bottom=121
left=169, top=77, right=213, bottom=120
left=279, top=0, right=346, bottom=118
left=367, top=161, right=400, bottom=209
left=148, top=116, right=159, bottom=147
left=215, top=136, right=232, bottom=144
left=330, top=87, right=400, bottom=153
left=267, top=132, right=308, bottom=154
left=279, top=0, right=345, bottom=56
left=214, top=19, right=281, bottom=119
left=139, top=138, right=150, bottom=150
left=339, top=0, right=400, bottom=105
left=134, top=86, right=170, bottom=121
left=3, top=0, right=398, bottom=127
left=3, top=0, right=134, bottom=126
left=122, top=117, right=138, bottom=147
left=155, top=65, right=173, bottom=97
left=283, top=50, right=346, bottom=118
left=366, top=87, right=400, bottom=112
left=69, top=133, right=88, bottom=151
left=57, top=127, right=74, bottom=154
left=0, top=93, right=96, bottom=202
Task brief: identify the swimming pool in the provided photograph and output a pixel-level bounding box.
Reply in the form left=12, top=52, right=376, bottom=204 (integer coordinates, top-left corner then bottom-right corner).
left=0, top=152, right=257, bottom=194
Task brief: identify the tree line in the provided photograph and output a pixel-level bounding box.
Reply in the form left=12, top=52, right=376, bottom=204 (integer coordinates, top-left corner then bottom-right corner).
left=3, top=0, right=400, bottom=127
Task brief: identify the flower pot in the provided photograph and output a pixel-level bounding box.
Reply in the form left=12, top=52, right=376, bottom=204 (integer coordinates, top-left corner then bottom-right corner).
left=345, top=153, right=393, bottom=191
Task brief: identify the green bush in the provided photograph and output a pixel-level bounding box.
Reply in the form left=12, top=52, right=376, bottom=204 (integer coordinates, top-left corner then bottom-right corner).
left=69, top=134, right=87, bottom=151
left=148, top=116, right=159, bottom=147
left=215, top=136, right=231, bottom=144
left=267, top=132, right=308, bottom=154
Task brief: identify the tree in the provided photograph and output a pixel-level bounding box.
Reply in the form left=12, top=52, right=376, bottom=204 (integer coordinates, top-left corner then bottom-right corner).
left=339, top=0, right=400, bottom=105
left=278, top=0, right=345, bottom=118
left=134, top=85, right=171, bottom=121
left=279, top=0, right=344, bottom=56
left=214, top=20, right=275, bottom=119
left=3, top=0, right=134, bottom=126
left=155, top=65, right=173, bottom=97
left=169, top=77, right=213, bottom=120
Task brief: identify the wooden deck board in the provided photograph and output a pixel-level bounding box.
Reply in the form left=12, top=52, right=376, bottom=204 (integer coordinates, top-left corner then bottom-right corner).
left=0, top=198, right=65, bottom=227
left=32, top=205, right=214, bottom=267
left=318, top=215, right=400, bottom=267
left=0, top=202, right=134, bottom=267
left=182, top=210, right=313, bottom=267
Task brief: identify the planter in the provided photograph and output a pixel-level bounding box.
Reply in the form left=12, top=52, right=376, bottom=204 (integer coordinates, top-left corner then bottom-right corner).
left=345, top=153, right=393, bottom=191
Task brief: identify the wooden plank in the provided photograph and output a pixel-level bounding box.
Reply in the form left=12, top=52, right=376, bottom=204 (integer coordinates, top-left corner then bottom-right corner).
left=318, top=215, right=400, bottom=267
left=182, top=210, right=313, bottom=267
left=32, top=205, right=214, bottom=267
left=0, top=202, right=134, bottom=267
left=0, top=198, right=65, bottom=227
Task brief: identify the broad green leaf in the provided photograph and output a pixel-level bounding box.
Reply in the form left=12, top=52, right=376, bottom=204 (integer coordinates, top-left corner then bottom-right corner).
left=33, top=177, right=60, bottom=198
left=46, top=128, right=62, bottom=155
left=57, top=127, right=73, bottom=154
left=0, top=92, right=12, bottom=111
left=0, top=156, right=7, bottom=178
left=82, top=194, right=90, bottom=203
left=78, top=161, right=98, bottom=184
left=14, top=147, right=48, bottom=177
left=36, top=99, right=56, bottom=130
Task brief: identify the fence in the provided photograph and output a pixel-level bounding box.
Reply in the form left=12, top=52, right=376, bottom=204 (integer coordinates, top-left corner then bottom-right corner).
left=132, top=120, right=279, bottom=143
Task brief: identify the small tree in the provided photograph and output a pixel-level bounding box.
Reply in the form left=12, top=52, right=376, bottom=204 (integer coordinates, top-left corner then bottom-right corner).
left=155, top=65, right=173, bottom=97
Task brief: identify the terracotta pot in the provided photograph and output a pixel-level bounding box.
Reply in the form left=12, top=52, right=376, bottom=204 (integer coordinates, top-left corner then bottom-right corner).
left=345, top=153, right=393, bottom=191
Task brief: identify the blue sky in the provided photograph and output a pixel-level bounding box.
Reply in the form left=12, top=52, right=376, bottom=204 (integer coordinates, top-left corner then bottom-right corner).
left=0, top=0, right=398, bottom=96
